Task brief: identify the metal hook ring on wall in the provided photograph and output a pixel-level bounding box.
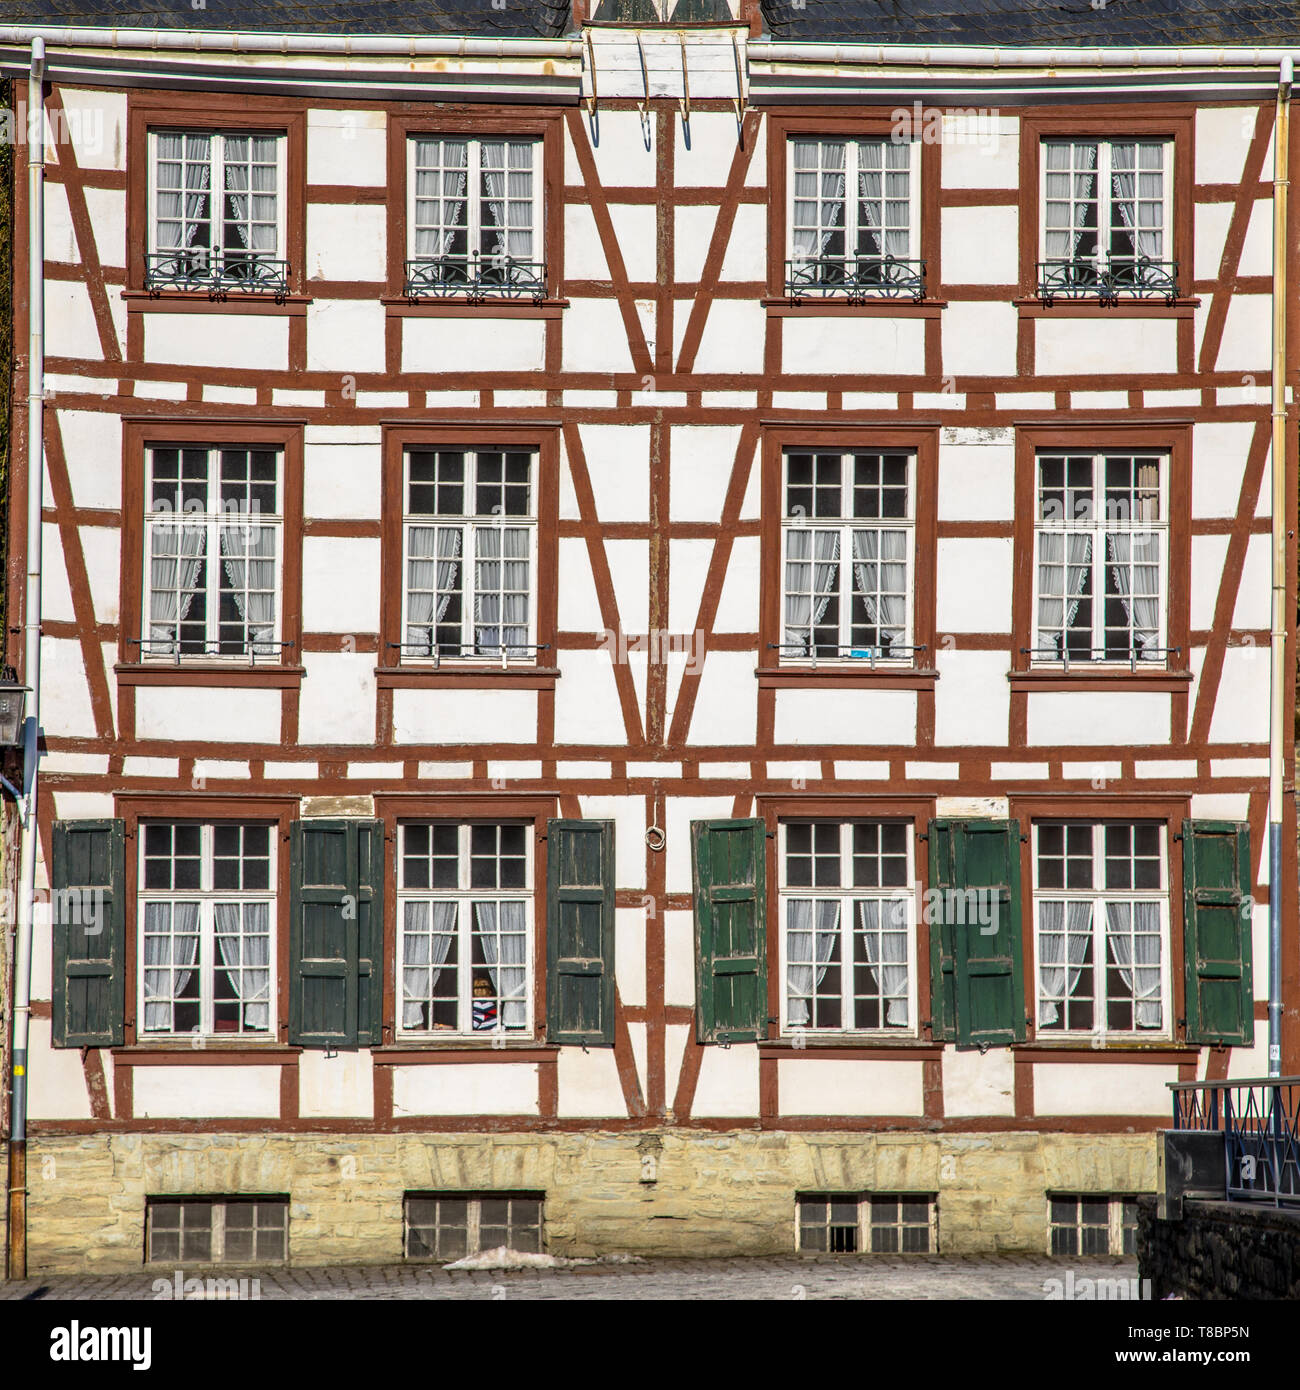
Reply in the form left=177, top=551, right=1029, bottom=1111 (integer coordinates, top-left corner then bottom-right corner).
left=646, top=824, right=666, bottom=852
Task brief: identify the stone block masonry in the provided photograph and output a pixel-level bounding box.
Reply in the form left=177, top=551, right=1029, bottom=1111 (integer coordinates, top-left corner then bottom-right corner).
left=1138, top=1196, right=1300, bottom=1299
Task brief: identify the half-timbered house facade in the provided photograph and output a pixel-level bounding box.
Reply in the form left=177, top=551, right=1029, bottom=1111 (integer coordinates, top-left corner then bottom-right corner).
left=2, top=0, right=1296, bottom=1271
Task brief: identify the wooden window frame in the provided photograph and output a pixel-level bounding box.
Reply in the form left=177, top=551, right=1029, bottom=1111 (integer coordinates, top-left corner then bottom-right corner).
left=145, top=1195, right=290, bottom=1264
left=795, top=1191, right=938, bottom=1254
left=384, top=110, right=566, bottom=312
left=125, top=92, right=307, bottom=304
left=1010, top=422, right=1191, bottom=692
left=765, top=110, right=942, bottom=311
left=119, top=419, right=304, bottom=686
left=379, top=426, right=559, bottom=688
left=116, top=795, right=297, bottom=1050
left=1047, top=1193, right=1143, bottom=1257
left=403, top=1191, right=545, bottom=1261
left=1017, top=109, right=1196, bottom=311
left=759, top=426, right=938, bottom=689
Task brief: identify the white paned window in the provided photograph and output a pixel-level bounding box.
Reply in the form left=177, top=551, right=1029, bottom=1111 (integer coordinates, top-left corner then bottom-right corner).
left=147, top=131, right=287, bottom=290
left=1034, top=821, right=1170, bottom=1039
left=139, top=822, right=275, bottom=1039
left=406, top=136, right=544, bottom=296
left=404, top=1193, right=543, bottom=1260
left=787, top=137, right=921, bottom=296
left=143, top=445, right=282, bottom=660
left=397, top=822, right=533, bottom=1037
left=780, top=449, right=915, bottom=663
left=1049, top=1194, right=1142, bottom=1256
left=797, top=1194, right=937, bottom=1253
left=1040, top=139, right=1174, bottom=297
left=779, top=821, right=915, bottom=1034
left=1032, top=451, right=1167, bottom=664
left=146, top=1197, right=288, bottom=1264
left=402, top=447, right=537, bottom=662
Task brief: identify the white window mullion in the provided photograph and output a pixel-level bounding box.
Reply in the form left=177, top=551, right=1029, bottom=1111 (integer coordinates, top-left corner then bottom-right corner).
left=468, top=142, right=482, bottom=275
left=845, top=141, right=859, bottom=268
left=1091, top=452, right=1105, bottom=657
left=840, top=824, right=854, bottom=1028
left=909, top=137, right=921, bottom=262
left=212, top=137, right=226, bottom=271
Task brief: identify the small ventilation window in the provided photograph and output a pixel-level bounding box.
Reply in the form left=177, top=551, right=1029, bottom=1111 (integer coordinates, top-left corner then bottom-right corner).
left=145, top=1197, right=288, bottom=1265
left=1049, top=1194, right=1145, bottom=1256
left=404, top=1192, right=544, bottom=1261
left=797, top=1193, right=937, bottom=1254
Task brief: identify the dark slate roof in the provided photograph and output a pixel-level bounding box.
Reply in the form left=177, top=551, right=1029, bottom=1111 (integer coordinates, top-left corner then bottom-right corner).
left=758, top=0, right=1300, bottom=47
left=0, top=0, right=572, bottom=39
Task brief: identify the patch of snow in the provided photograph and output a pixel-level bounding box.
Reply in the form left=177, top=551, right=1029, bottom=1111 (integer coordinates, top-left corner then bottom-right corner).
left=443, top=1247, right=647, bottom=1271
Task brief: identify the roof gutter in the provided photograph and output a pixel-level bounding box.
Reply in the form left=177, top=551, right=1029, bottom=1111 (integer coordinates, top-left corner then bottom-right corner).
left=749, top=40, right=1296, bottom=68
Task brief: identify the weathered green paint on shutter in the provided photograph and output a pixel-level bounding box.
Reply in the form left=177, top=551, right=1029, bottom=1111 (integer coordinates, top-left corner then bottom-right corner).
left=1183, top=820, right=1253, bottom=1046
left=546, top=819, right=615, bottom=1046
left=51, top=819, right=126, bottom=1048
left=929, top=818, right=1025, bottom=1050
left=289, top=819, right=383, bottom=1049
left=692, top=818, right=767, bottom=1044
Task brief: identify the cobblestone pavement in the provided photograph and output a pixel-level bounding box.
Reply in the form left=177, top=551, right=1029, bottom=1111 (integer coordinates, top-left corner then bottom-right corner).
left=1, top=1255, right=1140, bottom=1301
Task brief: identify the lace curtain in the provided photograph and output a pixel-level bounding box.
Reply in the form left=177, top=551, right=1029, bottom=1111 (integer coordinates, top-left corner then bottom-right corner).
left=142, top=901, right=199, bottom=1032
left=480, top=141, right=533, bottom=265
left=214, top=901, right=270, bottom=1032
left=406, top=526, right=463, bottom=654
left=785, top=529, right=840, bottom=655
left=475, top=901, right=528, bottom=1029
left=219, top=522, right=276, bottom=655
left=402, top=900, right=457, bottom=1029
left=1106, top=901, right=1163, bottom=1028
left=149, top=521, right=206, bottom=651
left=155, top=133, right=211, bottom=255
left=1106, top=532, right=1161, bottom=658
left=1037, top=900, right=1093, bottom=1025
left=1037, top=531, right=1092, bottom=657
left=858, top=898, right=910, bottom=1026
left=413, top=138, right=468, bottom=260
left=222, top=134, right=278, bottom=256
left=851, top=529, right=907, bottom=649
left=1043, top=142, right=1098, bottom=261
left=1110, top=144, right=1163, bottom=261
left=786, top=900, right=839, bottom=1026
left=856, top=140, right=910, bottom=260
left=791, top=140, right=846, bottom=263
left=474, top=527, right=530, bottom=656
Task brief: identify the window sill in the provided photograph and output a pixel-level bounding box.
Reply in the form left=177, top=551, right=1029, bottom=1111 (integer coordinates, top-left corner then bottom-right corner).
left=1008, top=668, right=1192, bottom=693
left=1016, top=1041, right=1195, bottom=1060
left=381, top=296, right=568, bottom=319
left=122, top=289, right=311, bottom=316
left=373, top=1043, right=557, bottom=1063
left=116, top=663, right=305, bottom=689
left=762, top=297, right=946, bottom=318
left=376, top=665, right=559, bottom=690
left=1013, top=296, right=1199, bottom=319
left=760, top=1039, right=941, bottom=1057
left=114, top=1043, right=299, bottom=1062
left=757, top=665, right=938, bottom=691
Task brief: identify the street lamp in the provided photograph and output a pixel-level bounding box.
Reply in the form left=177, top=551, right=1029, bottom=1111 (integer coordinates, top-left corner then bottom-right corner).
left=0, top=668, right=28, bottom=748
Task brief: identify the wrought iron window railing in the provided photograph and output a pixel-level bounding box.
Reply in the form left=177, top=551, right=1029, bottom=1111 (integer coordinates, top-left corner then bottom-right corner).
left=1022, top=645, right=1180, bottom=674
left=144, top=250, right=291, bottom=298
left=770, top=642, right=927, bottom=669
left=785, top=256, right=927, bottom=303
left=387, top=641, right=551, bottom=669
left=403, top=257, right=548, bottom=302
left=131, top=637, right=294, bottom=665
left=1036, top=258, right=1179, bottom=305
left=1172, top=1077, right=1300, bottom=1207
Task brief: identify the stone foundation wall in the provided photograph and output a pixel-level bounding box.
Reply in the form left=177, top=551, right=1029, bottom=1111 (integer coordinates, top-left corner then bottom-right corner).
left=25, top=1129, right=1158, bottom=1274
left=1137, top=1196, right=1300, bottom=1299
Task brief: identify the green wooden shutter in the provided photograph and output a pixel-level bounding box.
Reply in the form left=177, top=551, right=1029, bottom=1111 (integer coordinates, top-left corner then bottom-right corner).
left=546, top=819, right=615, bottom=1046
left=289, top=819, right=384, bottom=1050
left=692, top=818, right=767, bottom=1044
left=51, top=819, right=126, bottom=1048
left=928, top=818, right=1025, bottom=1050
left=1183, top=820, right=1253, bottom=1046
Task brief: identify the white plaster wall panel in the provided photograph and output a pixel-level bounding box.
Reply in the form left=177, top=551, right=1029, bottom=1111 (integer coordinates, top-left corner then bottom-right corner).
left=86, top=187, right=126, bottom=267
left=664, top=795, right=733, bottom=893
left=556, top=1047, right=629, bottom=1117
left=691, top=1044, right=759, bottom=1117
left=1239, top=198, right=1274, bottom=278
left=306, top=108, right=387, bottom=185
left=1228, top=1036, right=1271, bottom=1081
left=26, top=1019, right=93, bottom=1121
left=393, top=687, right=536, bottom=745
left=1033, top=1063, right=1178, bottom=1116
left=305, top=299, right=386, bottom=376
left=1195, top=106, right=1261, bottom=184
left=573, top=112, right=657, bottom=186
left=685, top=650, right=757, bottom=745
left=304, top=442, right=382, bottom=520
left=556, top=537, right=604, bottom=630
left=554, top=650, right=631, bottom=745
left=783, top=314, right=925, bottom=377
left=627, top=1022, right=649, bottom=1098
left=54, top=791, right=114, bottom=819
left=1208, top=646, right=1270, bottom=745
left=578, top=795, right=647, bottom=892
left=1191, top=793, right=1251, bottom=820
left=936, top=440, right=1014, bottom=521
left=565, top=203, right=611, bottom=279
left=674, top=205, right=716, bottom=283
left=145, top=312, right=289, bottom=370
left=136, top=686, right=282, bottom=744
left=744, top=118, right=768, bottom=185
left=1215, top=295, right=1272, bottom=373
left=940, top=116, right=1020, bottom=188
left=1186, top=646, right=1206, bottom=741
left=40, top=636, right=96, bottom=737
left=673, top=113, right=743, bottom=185
left=393, top=1062, right=539, bottom=1116
left=608, top=205, right=658, bottom=283
left=45, top=281, right=102, bottom=360
left=1232, top=533, right=1271, bottom=630
left=719, top=204, right=767, bottom=282
left=562, top=297, right=637, bottom=373
left=668, top=538, right=713, bottom=634
left=301, top=537, right=380, bottom=633
left=1036, top=316, right=1177, bottom=377
left=31, top=897, right=52, bottom=1001
left=605, top=539, right=650, bottom=634
left=1193, top=201, right=1232, bottom=281
left=40, top=524, right=75, bottom=623
left=942, top=205, right=1018, bottom=284
left=934, top=537, right=1013, bottom=632
left=100, top=641, right=119, bottom=733
left=1192, top=422, right=1256, bottom=518
left=739, top=440, right=761, bottom=518
left=579, top=423, right=649, bottom=523
left=663, top=909, right=696, bottom=1007
left=298, top=1050, right=374, bottom=1118
left=942, top=301, right=1018, bottom=377
left=404, top=316, right=546, bottom=373
left=669, top=424, right=743, bottom=522
left=690, top=300, right=767, bottom=375
left=80, top=525, right=121, bottom=625
left=774, top=688, right=916, bottom=745
left=942, top=1047, right=1016, bottom=1117
left=1189, top=534, right=1231, bottom=630
left=1027, top=691, right=1170, bottom=746
left=45, top=183, right=77, bottom=263
left=614, top=906, right=647, bottom=1008
left=934, top=650, right=1010, bottom=747
left=778, top=1059, right=925, bottom=1117
left=134, top=1065, right=281, bottom=1119
left=56, top=88, right=126, bottom=170
left=713, top=535, right=760, bottom=633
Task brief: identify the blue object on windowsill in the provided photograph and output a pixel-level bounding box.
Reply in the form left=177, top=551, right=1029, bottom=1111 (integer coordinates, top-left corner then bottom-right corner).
left=848, top=648, right=877, bottom=660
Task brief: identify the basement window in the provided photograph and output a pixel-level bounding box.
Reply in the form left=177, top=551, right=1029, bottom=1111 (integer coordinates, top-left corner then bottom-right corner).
left=145, top=1196, right=288, bottom=1264
left=797, top=1193, right=937, bottom=1254
left=1049, top=1194, right=1142, bottom=1256
left=404, top=1193, right=544, bottom=1261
